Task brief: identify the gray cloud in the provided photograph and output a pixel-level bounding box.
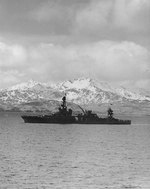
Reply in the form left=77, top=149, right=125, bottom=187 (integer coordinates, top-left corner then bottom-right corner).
left=0, top=40, right=149, bottom=89
left=73, top=0, right=150, bottom=44
left=0, top=0, right=149, bottom=46
left=0, top=0, right=89, bottom=36
left=0, top=0, right=150, bottom=89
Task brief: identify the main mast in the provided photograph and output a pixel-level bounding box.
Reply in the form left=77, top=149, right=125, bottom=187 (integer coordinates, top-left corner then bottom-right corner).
left=61, top=94, right=67, bottom=110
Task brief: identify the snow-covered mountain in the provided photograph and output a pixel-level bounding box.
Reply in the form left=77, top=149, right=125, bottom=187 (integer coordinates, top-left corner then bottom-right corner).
left=54, top=78, right=150, bottom=102
left=0, top=78, right=150, bottom=115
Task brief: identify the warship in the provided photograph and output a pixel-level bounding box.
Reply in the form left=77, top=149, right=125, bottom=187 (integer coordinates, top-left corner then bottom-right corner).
left=21, top=95, right=131, bottom=124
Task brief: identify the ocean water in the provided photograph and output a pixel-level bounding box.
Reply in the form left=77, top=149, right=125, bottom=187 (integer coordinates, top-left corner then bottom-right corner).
left=0, top=113, right=150, bottom=189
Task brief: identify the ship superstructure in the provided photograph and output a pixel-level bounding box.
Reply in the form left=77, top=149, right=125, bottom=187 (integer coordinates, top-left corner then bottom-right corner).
left=21, top=95, right=131, bottom=124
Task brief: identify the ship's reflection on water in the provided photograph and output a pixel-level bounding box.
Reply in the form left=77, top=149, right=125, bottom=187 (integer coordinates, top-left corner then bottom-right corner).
left=0, top=113, right=150, bottom=188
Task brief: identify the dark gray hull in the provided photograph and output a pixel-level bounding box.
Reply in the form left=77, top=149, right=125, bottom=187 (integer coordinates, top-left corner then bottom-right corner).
left=21, top=115, right=76, bottom=124
left=21, top=115, right=131, bottom=125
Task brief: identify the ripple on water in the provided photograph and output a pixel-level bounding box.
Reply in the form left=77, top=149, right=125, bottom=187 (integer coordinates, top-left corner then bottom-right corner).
left=0, top=113, right=150, bottom=188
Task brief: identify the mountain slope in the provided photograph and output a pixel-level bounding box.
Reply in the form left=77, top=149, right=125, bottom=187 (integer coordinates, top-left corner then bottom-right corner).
left=0, top=78, right=150, bottom=115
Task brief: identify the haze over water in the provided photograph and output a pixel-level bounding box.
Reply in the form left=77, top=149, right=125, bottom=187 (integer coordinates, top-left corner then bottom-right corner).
left=0, top=113, right=150, bottom=189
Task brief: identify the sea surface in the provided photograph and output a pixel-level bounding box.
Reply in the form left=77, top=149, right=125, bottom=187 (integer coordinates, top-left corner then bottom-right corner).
left=0, top=112, right=150, bottom=189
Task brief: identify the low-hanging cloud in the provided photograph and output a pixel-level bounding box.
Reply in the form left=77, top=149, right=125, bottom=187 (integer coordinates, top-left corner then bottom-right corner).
left=0, top=40, right=149, bottom=89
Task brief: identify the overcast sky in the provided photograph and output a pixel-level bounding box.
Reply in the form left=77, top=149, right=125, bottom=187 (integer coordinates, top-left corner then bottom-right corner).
left=0, top=0, right=150, bottom=90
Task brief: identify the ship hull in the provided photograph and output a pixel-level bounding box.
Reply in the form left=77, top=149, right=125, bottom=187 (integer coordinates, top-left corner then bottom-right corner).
left=21, top=115, right=131, bottom=125
left=21, top=115, right=76, bottom=124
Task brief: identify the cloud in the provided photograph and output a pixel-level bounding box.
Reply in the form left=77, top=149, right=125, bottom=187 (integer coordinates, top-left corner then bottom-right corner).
left=0, top=0, right=149, bottom=47
left=74, top=0, right=113, bottom=32
left=0, top=42, right=27, bottom=68
left=0, top=0, right=149, bottom=92
left=0, top=70, right=23, bottom=88
left=0, top=40, right=150, bottom=89
left=73, top=0, right=150, bottom=42
left=135, top=79, right=150, bottom=89
left=0, top=46, right=26, bottom=69
left=29, top=0, right=89, bottom=35
left=113, top=0, right=150, bottom=31
left=30, top=3, right=72, bottom=35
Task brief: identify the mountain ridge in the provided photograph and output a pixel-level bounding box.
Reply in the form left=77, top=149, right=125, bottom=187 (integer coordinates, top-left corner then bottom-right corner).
left=0, top=78, right=150, bottom=115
